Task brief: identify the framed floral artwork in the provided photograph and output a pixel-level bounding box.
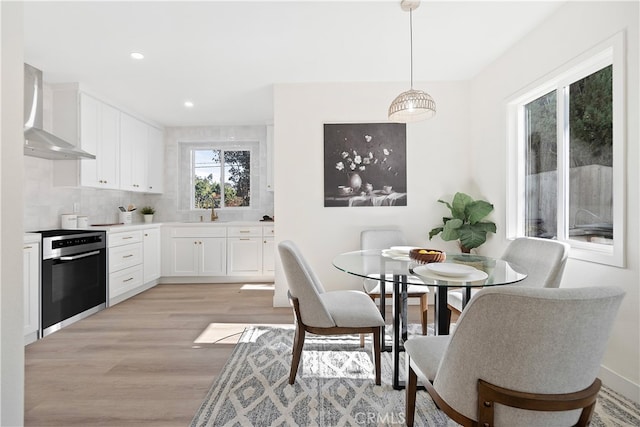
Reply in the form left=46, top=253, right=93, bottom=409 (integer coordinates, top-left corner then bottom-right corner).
left=323, top=123, right=407, bottom=207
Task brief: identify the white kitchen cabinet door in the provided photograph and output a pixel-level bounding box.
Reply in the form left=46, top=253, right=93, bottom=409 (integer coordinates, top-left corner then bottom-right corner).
left=120, top=113, right=148, bottom=192
left=23, top=242, right=40, bottom=344
left=146, top=126, right=164, bottom=194
left=262, top=237, right=275, bottom=275
left=143, top=228, right=161, bottom=283
left=227, top=237, right=262, bottom=276
left=200, top=238, right=227, bottom=276
left=79, top=93, right=120, bottom=189
left=170, top=238, right=200, bottom=276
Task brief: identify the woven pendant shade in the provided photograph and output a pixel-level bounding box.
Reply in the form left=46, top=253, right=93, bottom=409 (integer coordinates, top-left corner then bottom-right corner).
left=388, top=89, right=436, bottom=122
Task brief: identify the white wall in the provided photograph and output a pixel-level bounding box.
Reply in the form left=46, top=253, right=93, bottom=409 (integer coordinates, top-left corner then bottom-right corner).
left=273, top=81, right=472, bottom=305
left=0, top=2, right=25, bottom=425
left=468, top=1, right=639, bottom=400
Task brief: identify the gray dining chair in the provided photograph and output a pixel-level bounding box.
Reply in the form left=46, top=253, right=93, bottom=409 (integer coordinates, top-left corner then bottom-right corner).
left=278, top=240, right=385, bottom=385
left=405, top=285, right=625, bottom=427
left=447, top=237, right=570, bottom=314
left=361, top=229, right=430, bottom=335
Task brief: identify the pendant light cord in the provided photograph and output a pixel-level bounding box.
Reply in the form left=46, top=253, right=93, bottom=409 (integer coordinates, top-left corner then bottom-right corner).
left=409, top=7, right=414, bottom=89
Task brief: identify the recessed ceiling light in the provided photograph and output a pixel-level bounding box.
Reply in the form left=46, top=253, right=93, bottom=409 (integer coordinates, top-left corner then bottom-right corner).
left=130, top=52, right=144, bottom=60
left=184, top=101, right=194, bottom=108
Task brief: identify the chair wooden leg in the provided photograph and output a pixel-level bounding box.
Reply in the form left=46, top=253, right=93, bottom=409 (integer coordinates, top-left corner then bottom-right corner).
left=406, top=363, right=418, bottom=426
left=360, top=333, right=365, bottom=347
left=289, top=324, right=306, bottom=384
left=373, top=327, right=381, bottom=385
left=420, top=293, right=428, bottom=335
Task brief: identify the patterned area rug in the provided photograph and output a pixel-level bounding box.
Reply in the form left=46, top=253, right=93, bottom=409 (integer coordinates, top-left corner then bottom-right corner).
left=191, top=326, right=640, bottom=426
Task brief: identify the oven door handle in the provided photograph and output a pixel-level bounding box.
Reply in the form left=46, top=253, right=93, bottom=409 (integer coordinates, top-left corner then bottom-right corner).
left=59, top=250, right=101, bottom=261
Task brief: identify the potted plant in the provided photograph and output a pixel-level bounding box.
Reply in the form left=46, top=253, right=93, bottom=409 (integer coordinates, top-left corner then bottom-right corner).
left=428, top=192, right=496, bottom=253
left=140, top=206, right=155, bottom=223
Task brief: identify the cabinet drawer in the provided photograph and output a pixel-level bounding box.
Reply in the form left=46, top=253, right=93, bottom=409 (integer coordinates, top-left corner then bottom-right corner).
left=227, top=226, right=262, bottom=238
left=109, top=230, right=143, bottom=247
left=109, top=265, right=143, bottom=299
left=171, top=227, right=227, bottom=238
left=262, top=225, right=275, bottom=237
left=109, top=243, right=143, bottom=272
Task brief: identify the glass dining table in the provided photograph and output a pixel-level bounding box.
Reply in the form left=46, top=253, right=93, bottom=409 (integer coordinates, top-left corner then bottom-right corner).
left=332, top=249, right=527, bottom=389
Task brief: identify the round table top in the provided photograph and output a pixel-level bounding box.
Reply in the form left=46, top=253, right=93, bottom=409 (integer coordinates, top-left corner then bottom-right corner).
left=332, top=249, right=527, bottom=288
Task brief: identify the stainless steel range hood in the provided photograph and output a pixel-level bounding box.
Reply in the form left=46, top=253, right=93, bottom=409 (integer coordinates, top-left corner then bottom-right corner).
left=24, top=63, right=96, bottom=160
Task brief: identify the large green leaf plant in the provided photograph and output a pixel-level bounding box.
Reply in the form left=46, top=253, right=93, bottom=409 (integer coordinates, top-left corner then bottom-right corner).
left=428, top=192, right=497, bottom=252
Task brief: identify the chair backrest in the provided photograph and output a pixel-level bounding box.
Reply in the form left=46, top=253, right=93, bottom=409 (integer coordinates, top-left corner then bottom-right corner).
left=501, top=237, right=570, bottom=288
left=277, top=240, right=335, bottom=328
left=433, top=285, right=625, bottom=425
left=360, top=229, right=407, bottom=292
left=361, top=229, right=407, bottom=250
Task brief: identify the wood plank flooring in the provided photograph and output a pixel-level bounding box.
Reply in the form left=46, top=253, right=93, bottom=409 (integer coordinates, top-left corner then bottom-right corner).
left=24, top=283, right=434, bottom=426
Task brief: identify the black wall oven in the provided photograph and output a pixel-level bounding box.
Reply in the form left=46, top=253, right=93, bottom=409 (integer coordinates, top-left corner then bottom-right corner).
left=39, top=230, right=107, bottom=337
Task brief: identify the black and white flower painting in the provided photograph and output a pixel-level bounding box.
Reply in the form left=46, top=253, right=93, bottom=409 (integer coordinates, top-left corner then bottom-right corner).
left=323, top=123, right=407, bottom=207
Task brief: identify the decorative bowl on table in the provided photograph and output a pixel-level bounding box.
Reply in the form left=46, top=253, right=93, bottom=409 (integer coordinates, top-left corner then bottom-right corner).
left=409, top=249, right=446, bottom=264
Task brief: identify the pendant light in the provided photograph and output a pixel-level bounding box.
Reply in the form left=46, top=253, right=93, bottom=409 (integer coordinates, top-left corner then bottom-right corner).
left=388, top=0, right=436, bottom=122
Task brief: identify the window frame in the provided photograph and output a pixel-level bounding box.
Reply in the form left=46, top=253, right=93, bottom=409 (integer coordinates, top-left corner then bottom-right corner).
left=507, top=32, right=626, bottom=267
left=178, top=141, right=257, bottom=212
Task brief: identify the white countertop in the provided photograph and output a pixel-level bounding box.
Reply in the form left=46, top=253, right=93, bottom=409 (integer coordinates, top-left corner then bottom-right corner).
left=24, top=233, right=41, bottom=244
left=24, top=220, right=275, bottom=237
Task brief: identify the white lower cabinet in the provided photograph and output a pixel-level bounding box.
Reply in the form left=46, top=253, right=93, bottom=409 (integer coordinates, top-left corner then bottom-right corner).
left=227, top=237, right=262, bottom=276
left=162, top=224, right=275, bottom=279
left=143, top=228, right=161, bottom=283
left=164, top=227, right=227, bottom=276
left=108, top=230, right=143, bottom=304
left=227, top=226, right=262, bottom=276
left=23, top=237, right=40, bottom=345
left=263, top=236, right=275, bottom=275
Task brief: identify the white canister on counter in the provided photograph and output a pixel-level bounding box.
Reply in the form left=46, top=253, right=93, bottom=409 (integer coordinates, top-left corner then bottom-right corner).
left=118, top=211, right=133, bottom=225
left=61, top=214, right=78, bottom=229
left=77, top=216, right=89, bottom=228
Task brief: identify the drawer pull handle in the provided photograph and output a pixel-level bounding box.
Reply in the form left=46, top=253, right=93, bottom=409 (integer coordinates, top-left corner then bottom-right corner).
left=24, top=245, right=33, bottom=249
left=123, top=236, right=133, bottom=240
left=123, top=277, right=134, bottom=282
left=240, top=230, right=250, bottom=233
left=123, top=254, right=134, bottom=258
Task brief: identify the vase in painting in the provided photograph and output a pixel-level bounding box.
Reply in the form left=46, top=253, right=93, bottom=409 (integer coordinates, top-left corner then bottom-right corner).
left=348, top=173, right=362, bottom=191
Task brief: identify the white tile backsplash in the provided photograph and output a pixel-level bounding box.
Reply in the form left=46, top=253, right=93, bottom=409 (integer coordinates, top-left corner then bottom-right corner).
left=23, top=125, right=274, bottom=231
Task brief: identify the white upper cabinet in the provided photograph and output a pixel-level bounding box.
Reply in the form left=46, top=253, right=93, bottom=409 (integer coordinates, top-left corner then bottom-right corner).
left=120, top=113, right=148, bottom=192
left=146, top=125, right=164, bottom=194
left=51, top=84, right=163, bottom=194
left=53, top=88, right=120, bottom=189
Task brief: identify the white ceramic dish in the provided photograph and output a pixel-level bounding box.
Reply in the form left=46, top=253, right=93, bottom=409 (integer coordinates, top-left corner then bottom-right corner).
left=424, top=263, right=478, bottom=277
left=388, top=246, right=419, bottom=255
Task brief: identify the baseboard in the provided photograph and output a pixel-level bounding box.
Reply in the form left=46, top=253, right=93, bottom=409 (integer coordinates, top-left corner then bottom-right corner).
left=160, top=276, right=274, bottom=284
left=599, top=364, right=640, bottom=403
left=109, top=280, right=157, bottom=306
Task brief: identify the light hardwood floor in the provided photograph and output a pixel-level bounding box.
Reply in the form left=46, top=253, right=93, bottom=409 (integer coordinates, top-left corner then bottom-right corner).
left=25, top=283, right=435, bottom=426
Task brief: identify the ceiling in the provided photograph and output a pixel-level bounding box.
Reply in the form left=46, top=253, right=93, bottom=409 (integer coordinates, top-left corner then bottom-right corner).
left=23, top=1, right=564, bottom=127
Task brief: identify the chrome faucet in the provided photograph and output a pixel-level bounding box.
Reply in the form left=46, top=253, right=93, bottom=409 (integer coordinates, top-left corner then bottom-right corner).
left=210, top=195, right=219, bottom=221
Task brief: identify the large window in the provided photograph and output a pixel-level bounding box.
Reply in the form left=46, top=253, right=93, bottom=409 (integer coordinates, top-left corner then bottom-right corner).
left=193, top=149, right=251, bottom=209
left=179, top=142, right=255, bottom=211
left=508, top=33, right=625, bottom=267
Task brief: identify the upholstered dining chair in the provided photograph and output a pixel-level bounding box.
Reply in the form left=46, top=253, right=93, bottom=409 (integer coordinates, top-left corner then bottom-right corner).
left=361, top=229, right=430, bottom=335
left=447, top=237, right=570, bottom=314
left=278, top=240, right=385, bottom=385
left=404, top=285, right=625, bottom=427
